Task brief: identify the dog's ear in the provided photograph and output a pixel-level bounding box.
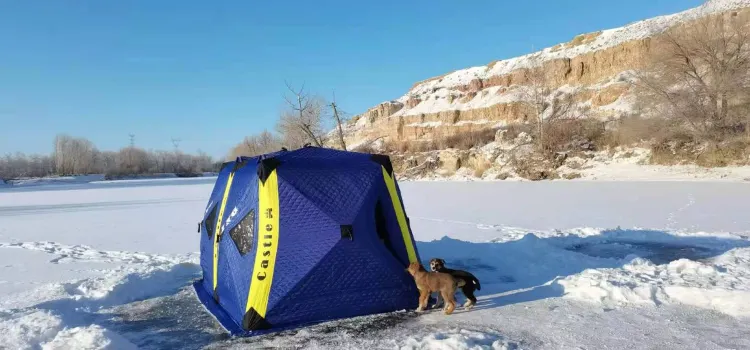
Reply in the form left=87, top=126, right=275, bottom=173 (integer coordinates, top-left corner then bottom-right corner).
left=438, top=258, right=445, bottom=265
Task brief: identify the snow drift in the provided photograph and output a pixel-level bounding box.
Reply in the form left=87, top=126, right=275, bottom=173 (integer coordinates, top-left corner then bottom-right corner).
left=557, top=248, right=750, bottom=317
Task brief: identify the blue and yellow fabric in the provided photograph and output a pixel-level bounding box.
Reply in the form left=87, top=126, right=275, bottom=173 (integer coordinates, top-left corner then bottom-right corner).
left=193, top=147, right=421, bottom=336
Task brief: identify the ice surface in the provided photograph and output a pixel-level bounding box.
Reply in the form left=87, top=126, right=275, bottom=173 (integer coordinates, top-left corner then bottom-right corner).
left=1, top=179, right=750, bottom=349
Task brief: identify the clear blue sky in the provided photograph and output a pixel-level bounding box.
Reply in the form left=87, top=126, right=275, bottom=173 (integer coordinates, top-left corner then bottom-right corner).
left=0, top=0, right=703, bottom=159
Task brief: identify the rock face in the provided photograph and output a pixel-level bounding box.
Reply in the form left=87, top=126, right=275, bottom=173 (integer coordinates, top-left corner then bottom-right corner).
left=336, top=1, right=750, bottom=150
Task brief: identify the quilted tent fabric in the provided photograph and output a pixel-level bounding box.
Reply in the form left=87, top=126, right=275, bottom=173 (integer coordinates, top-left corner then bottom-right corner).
left=193, top=147, right=422, bottom=337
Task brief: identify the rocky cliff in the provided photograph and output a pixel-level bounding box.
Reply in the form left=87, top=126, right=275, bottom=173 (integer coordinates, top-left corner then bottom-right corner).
left=335, top=0, right=750, bottom=152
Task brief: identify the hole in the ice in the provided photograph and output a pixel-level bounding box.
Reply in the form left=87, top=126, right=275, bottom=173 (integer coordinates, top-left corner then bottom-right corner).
left=443, top=258, right=497, bottom=272
left=566, top=240, right=715, bottom=265
left=99, top=287, right=229, bottom=349
left=497, top=275, right=516, bottom=283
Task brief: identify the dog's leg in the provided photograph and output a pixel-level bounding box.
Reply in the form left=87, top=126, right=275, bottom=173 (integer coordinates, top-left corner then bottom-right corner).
left=432, top=292, right=444, bottom=309
left=417, top=290, right=429, bottom=312
left=441, top=290, right=456, bottom=315
left=462, top=285, right=477, bottom=309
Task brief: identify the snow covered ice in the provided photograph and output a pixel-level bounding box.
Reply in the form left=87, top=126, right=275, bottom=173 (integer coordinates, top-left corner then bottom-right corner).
left=1, top=178, right=750, bottom=349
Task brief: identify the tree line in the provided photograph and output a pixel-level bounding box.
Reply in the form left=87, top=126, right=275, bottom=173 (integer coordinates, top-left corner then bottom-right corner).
left=0, top=134, right=217, bottom=181
left=1, top=82, right=349, bottom=181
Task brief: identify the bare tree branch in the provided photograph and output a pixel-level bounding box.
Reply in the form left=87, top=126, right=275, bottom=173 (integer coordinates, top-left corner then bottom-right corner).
left=277, top=81, right=326, bottom=148
left=519, top=53, right=583, bottom=156
left=634, top=14, right=750, bottom=142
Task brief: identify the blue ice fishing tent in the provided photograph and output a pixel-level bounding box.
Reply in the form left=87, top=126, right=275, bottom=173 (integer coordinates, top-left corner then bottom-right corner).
left=193, top=146, right=422, bottom=336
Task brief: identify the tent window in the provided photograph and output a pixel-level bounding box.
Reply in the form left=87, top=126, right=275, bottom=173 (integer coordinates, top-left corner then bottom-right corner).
left=340, top=225, right=354, bottom=240
left=205, top=205, right=217, bottom=239
left=230, top=209, right=255, bottom=256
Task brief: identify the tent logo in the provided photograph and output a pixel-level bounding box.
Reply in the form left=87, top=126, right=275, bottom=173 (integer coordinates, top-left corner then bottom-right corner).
left=256, top=223, right=274, bottom=281
left=261, top=206, right=275, bottom=278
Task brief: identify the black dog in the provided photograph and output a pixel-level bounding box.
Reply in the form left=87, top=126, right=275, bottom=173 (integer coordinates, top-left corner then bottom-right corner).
left=429, top=258, right=481, bottom=309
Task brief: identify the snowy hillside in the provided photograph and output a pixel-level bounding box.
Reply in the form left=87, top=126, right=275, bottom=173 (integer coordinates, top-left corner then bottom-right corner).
left=391, top=0, right=750, bottom=118
left=1, top=179, right=750, bottom=349
left=330, top=0, right=750, bottom=185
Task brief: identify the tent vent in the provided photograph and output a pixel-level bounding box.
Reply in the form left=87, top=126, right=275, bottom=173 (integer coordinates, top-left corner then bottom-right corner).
left=369, top=154, right=394, bottom=176
left=340, top=225, right=354, bottom=240
left=233, top=158, right=250, bottom=171
left=219, top=161, right=233, bottom=172
left=229, top=209, right=255, bottom=256
left=258, top=157, right=281, bottom=184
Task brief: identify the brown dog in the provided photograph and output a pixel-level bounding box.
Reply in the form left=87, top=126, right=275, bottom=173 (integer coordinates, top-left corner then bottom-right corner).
left=406, top=262, right=458, bottom=314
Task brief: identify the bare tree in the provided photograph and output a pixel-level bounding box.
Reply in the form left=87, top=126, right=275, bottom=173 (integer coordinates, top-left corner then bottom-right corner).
left=113, top=146, right=150, bottom=176
left=193, top=150, right=214, bottom=173
left=95, top=151, right=118, bottom=174
left=70, top=137, right=96, bottom=174
left=53, top=134, right=97, bottom=175
left=634, top=13, right=750, bottom=141
left=520, top=53, right=581, bottom=155
left=229, top=130, right=283, bottom=159
left=54, top=134, right=72, bottom=175
left=0, top=153, right=57, bottom=180
left=277, top=82, right=326, bottom=148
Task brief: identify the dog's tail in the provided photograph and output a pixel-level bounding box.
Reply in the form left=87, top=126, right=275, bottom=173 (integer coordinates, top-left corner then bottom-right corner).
left=472, top=276, right=481, bottom=291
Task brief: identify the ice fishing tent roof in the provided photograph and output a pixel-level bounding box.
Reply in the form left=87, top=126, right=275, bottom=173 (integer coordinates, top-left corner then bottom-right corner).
left=194, top=146, right=421, bottom=336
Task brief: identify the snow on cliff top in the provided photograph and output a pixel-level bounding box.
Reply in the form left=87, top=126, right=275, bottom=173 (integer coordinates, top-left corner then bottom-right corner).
left=397, top=0, right=750, bottom=101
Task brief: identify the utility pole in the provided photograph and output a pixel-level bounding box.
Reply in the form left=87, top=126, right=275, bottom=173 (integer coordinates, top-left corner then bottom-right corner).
left=330, top=92, right=347, bottom=151
left=127, top=134, right=135, bottom=169
left=171, top=137, right=181, bottom=151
